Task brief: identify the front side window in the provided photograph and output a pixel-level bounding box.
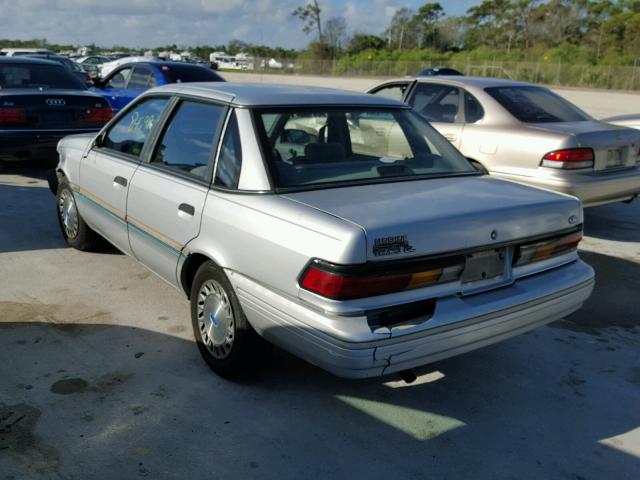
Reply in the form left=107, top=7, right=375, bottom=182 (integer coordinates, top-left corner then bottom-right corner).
left=150, top=100, right=224, bottom=180
left=408, top=83, right=461, bottom=124
left=105, top=67, right=132, bottom=89
left=215, top=112, right=242, bottom=189
left=102, top=97, right=168, bottom=157
left=255, top=107, right=476, bottom=190
left=485, top=86, right=588, bottom=123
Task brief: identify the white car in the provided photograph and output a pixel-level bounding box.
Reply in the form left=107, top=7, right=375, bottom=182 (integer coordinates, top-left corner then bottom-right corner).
left=51, top=83, right=594, bottom=379
left=99, top=56, right=156, bottom=78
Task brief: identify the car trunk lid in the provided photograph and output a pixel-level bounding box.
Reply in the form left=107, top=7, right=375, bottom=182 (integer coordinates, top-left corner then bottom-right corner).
left=282, top=176, right=582, bottom=262
left=526, top=120, right=640, bottom=171
left=0, top=90, right=112, bottom=130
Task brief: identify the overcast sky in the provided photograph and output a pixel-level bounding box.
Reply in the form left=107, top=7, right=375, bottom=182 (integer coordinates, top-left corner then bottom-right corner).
left=0, top=0, right=479, bottom=49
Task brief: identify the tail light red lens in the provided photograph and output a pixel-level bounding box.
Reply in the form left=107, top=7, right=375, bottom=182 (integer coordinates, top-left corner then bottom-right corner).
left=85, top=107, right=113, bottom=124
left=541, top=148, right=594, bottom=169
left=299, top=259, right=464, bottom=300
left=514, top=230, right=582, bottom=267
left=0, top=107, right=27, bottom=125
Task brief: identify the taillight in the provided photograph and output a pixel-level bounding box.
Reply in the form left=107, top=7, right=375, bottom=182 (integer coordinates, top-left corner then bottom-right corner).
left=299, top=258, right=464, bottom=300
left=541, top=148, right=594, bottom=169
left=0, top=107, right=27, bottom=125
left=84, top=107, right=113, bottom=124
left=514, top=230, right=582, bottom=267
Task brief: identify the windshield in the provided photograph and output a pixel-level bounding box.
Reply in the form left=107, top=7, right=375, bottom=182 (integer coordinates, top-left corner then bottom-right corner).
left=254, top=107, right=477, bottom=190
left=0, top=64, right=84, bottom=90
left=485, top=86, right=588, bottom=123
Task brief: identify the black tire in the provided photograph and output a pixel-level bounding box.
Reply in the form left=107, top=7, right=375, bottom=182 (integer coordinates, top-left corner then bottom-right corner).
left=468, top=159, right=489, bottom=175
left=56, top=177, right=102, bottom=251
left=190, top=261, right=268, bottom=378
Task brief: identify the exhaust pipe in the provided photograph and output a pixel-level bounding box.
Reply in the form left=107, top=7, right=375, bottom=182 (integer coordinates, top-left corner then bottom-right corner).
left=398, top=369, right=417, bottom=384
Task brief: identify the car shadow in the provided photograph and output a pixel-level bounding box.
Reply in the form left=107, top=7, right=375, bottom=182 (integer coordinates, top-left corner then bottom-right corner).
left=584, top=201, right=640, bottom=243
left=1, top=302, right=639, bottom=478
left=0, top=182, right=121, bottom=254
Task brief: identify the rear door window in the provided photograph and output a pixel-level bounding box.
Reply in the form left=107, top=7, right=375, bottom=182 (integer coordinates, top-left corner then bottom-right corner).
left=102, top=97, right=169, bottom=157
left=150, top=100, right=225, bottom=181
left=369, top=83, right=409, bottom=102
left=408, top=83, right=461, bottom=124
left=128, top=66, right=155, bottom=90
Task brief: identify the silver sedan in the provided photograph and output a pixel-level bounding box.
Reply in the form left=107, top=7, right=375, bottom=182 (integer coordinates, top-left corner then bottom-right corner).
left=368, top=76, right=640, bottom=207
left=51, top=83, right=594, bottom=379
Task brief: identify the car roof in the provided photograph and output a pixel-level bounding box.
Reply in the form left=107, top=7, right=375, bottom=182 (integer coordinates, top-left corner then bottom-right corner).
left=0, top=56, right=62, bottom=66
left=117, top=60, right=209, bottom=69
left=150, top=82, right=409, bottom=107
left=409, top=75, right=535, bottom=89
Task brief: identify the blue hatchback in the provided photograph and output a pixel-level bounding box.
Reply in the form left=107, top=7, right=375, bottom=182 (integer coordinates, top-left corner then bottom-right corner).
left=95, top=61, right=224, bottom=113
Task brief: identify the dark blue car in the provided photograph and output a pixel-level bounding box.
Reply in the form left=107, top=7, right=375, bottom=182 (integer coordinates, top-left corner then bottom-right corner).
left=0, top=56, right=112, bottom=162
left=95, top=61, right=224, bottom=113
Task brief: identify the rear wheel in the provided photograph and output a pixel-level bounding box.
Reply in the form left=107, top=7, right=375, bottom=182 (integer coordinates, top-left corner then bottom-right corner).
left=56, top=178, right=102, bottom=251
left=190, top=261, right=268, bottom=378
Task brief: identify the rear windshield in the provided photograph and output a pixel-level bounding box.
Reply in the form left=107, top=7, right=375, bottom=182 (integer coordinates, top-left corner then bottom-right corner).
left=254, top=107, right=477, bottom=190
left=163, top=65, right=223, bottom=83
left=0, top=64, right=84, bottom=90
left=485, top=86, right=588, bottom=123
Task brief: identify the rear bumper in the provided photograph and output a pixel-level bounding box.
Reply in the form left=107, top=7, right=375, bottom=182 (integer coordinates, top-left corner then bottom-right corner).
left=496, top=167, right=640, bottom=207
left=229, top=259, right=595, bottom=379
left=0, top=129, right=98, bottom=161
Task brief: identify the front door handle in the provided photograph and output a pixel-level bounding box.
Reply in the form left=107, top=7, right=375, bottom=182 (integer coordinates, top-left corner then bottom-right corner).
left=178, top=203, right=195, bottom=216
left=113, top=176, right=127, bottom=187
left=444, top=133, right=457, bottom=143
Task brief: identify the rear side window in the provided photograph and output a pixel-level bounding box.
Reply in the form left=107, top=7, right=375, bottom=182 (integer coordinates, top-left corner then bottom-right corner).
left=150, top=101, right=225, bottom=180
left=464, top=91, right=484, bottom=123
left=408, top=83, right=461, bottom=124
left=102, top=97, right=168, bottom=157
left=215, top=112, right=242, bottom=189
left=485, top=86, right=588, bottom=123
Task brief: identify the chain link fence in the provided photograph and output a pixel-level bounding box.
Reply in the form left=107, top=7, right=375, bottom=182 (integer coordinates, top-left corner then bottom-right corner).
left=245, top=57, right=640, bottom=91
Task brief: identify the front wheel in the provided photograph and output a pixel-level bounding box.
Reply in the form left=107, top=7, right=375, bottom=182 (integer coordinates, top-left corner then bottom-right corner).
left=190, top=261, right=268, bottom=378
left=468, top=159, right=489, bottom=175
left=56, top=178, right=102, bottom=251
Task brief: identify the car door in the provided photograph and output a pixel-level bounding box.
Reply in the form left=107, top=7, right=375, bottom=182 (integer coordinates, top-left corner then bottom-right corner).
left=100, top=66, right=134, bottom=113
left=405, top=82, right=465, bottom=149
left=126, top=98, right=227, bottom=286
left=78, top=97, right=170, bottom=255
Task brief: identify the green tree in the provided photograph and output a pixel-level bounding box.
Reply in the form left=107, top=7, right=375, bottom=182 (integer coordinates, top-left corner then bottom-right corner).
left=292, top=1, right=324, bottom=43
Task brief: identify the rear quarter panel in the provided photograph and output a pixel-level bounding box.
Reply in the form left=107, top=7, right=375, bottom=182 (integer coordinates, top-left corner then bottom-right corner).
left=186, top=190, right=367, bottom=299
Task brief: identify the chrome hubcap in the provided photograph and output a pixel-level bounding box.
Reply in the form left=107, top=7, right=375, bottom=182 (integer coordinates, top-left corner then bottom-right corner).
left=58, top=189, right=79, bottom=239
left=197, top=280, right=235, bottom=359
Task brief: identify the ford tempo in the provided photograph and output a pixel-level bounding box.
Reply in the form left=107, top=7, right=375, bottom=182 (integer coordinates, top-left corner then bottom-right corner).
left=50, top=83, right=595, bottom=379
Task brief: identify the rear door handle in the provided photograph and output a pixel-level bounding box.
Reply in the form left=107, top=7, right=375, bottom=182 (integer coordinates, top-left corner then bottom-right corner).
left=113, top=176, right=127, bottom=187
left=178, top=203, right=195, bottom=216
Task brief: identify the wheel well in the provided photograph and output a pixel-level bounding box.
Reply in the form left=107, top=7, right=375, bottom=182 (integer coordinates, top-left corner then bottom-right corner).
left=181, top=253, right=213, bottom=299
